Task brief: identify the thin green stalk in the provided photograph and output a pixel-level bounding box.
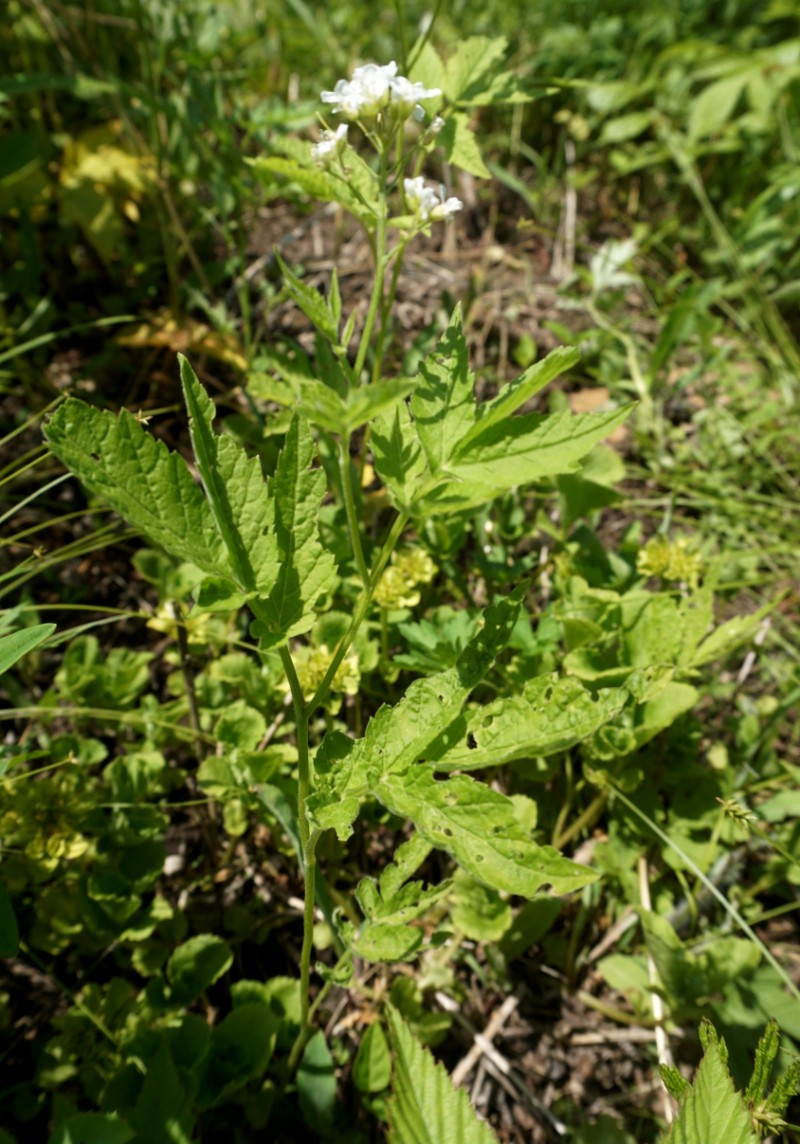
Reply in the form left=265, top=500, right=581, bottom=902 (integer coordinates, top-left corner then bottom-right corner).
left=278, top=641, right=320, bottom=1066
left=339, top=436, right=370, bottom=588
left=353, top=151, right=389, bottom=382
left=307, top=511, right=408, bottom=715
left=371, top=239, right=408, bottom=386
left=554, top=791, right=608, bottom=851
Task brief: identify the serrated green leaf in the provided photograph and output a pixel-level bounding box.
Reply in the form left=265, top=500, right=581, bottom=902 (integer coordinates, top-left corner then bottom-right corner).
left=45, top=399, right=229, bottom=578
left=458, top=345, right=581, bottom=450
left=372, top=397, right=430, bottom=512
left=344, top=377, right=417, bottom=433
left=179, top=355, right=279, bottom=596
left=249, top=155, right=379, bottom=226
left=410, top=305, right=475, bottom=472
left=660, top=1064, right=691, bottom=1103
left=430, top=673, right=629, bottom=771
left=386, top=1003, right=498, bottom=1144
left=379, top=835, right=433, bottom=900
left=274, top=252, right=339, bottom=345
left=354, top=1022, right=392, bottom=1094
left=440, top=405, right=634, bottom=507
left=439, top=113, right=491, bottom=178
left=371, top=766, right=596, bottom=898
left=0, top=623, right=55, bottom=676
left=745, top=1020, right=780, bottom=1106
left=660, top=1040, right=757, bottom=1144
left=308, top=595, right=522, bottom=839
left=352, top=923, right=425, bottom=963
left=251, top=416, right=337, bottom=646
left=443, top=36, right=509, bottom=104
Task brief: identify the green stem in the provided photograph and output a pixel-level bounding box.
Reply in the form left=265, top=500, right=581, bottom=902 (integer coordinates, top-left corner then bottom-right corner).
left=371, top=239, right=408, bottom=386
left=353, top=150, right=389, bottom=382
left=553, top=791, right=608, bottom=851
left=278, top=643, right=317, bottom=1058
left=339, top=436, right=370, bottom=588
left=307, top=511, right=408, bottom=716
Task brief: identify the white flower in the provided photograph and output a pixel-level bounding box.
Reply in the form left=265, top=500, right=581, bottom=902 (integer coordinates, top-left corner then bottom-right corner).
left=389, top=74, right=441, bottom=116
left=404, top=176, right=463, bottom=223
left=311, top=124, right=348, bottom=164
left=321, top=61, right=441, bottom=123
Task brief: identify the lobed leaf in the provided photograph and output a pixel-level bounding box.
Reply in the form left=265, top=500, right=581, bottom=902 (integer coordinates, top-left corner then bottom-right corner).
left=660, top=1038, right=756, bottom=1144
left=410, top=305, right=475, bottom=472
left=45, top=398, right=229, bottom=578
left=371, top=767, right=596, bottom=898
left=308, top=594, right=522, bottom=839
left=251, top=416, right=338, bottom=646
left=385, top=1004, right=498, bottom=1144
left=179, top=355, right=279, bottom=596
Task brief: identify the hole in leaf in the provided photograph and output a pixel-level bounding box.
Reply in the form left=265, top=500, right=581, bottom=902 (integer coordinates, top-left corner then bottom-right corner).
left=466, top=732, right=478, bottom=751
left=443, top=827, right=453, bottom=838
left=475, top=853, right=485, bottom=863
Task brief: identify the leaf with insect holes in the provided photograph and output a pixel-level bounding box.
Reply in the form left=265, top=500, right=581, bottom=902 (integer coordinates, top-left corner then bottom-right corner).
left=307, top=593, right=523, bottom=840
left=370, top=766, right=595, bottom=898
left=45, top=398, right=231, bottom=579
left=179, top=355, right=279, bottom=596
left=250, top=415, right=338, bottom=647
left=385, top=1004, right=498, bottom=1144
left=429, top=673, right=631, bottom=771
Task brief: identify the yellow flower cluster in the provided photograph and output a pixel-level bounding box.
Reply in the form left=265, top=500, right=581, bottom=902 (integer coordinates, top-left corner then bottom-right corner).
left=637, top=535, right=703, bottom=589
left=374, top=548, right=437, bottom=610
left=293, top=644, right=360, bottom=701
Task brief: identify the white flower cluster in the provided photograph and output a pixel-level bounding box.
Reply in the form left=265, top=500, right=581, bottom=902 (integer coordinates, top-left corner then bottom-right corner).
left=311, top=123, right=348, bottom=165
left=321, top=61, right=441, bottom=122
left=404, top=176, right=463, bottom=223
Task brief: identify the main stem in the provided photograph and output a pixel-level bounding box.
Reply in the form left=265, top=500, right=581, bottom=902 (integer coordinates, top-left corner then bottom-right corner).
left=278, top=645, right=316, bottom=1057
left=283, top=510, right=408, bottom=1074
